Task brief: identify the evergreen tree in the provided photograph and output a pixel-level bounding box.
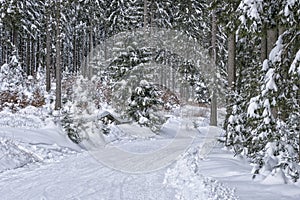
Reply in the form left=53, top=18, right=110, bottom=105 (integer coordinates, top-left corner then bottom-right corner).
left=222, top=0, right=300, bottom=182
left=127, top=80, right=165, bottom=132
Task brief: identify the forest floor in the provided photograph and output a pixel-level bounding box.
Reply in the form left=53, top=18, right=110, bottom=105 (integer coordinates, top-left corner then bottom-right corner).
left=0, top=107, right=300, bottom=200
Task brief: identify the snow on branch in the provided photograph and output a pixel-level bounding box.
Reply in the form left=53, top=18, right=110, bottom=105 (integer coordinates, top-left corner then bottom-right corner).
left=289, top=49, right=300, bottom=76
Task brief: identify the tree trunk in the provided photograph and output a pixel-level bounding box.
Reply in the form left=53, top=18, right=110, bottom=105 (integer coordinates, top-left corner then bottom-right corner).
left=225, top=31, right=236, bottom=145
left=267, top=27, right=278, bottom=56
left=150, top=0, right=154, bottom=33
left=228, top=32, right=236, bottom=89
left=31, top=39, right=35, bottom=75
left=0, top=27, right=2, bottom=64
left=261, top=26, right=267, bottom=62
left=55, top=2, right=62, bottom=110
left=144, top=0, right=148, bottom=30
left=210, top=10, right=218, bottom=126
left=73, top=34, right=77, bottom=73
left=26, top=37, right=31, bottom=75
left=12, top=27, right=18, bottom=47
left=89, top=26, right=93, bottom=79
left=267, top=27, right=278, bottom=118
left=278, top=26, right=285, bottom=36
left=172, top=66, right=175, bottom=92
left=46, top=10, right=51, bottom=92
left=82, top=33, right=88, bottom=78
left=36, top=37, right=40, bottom=74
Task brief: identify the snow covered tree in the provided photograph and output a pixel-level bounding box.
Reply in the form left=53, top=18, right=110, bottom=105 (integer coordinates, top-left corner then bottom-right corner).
left=0, top=57, right=24, bottom=111
left=61, top=75, right=103, bottom=143
left=146, top=0, right=174, bottom=29
left=223, top=0, right=300, bottom=182
left=0, top=51, right=45, bottom=111
left=127, top=80, right=165, bottom=132
left=61, top=103, right=81, bottom=143
left=248, top=1, right=300, bottom=182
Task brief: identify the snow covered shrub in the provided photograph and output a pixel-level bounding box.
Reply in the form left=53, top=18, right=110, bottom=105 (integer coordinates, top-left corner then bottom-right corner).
left=164, top=147, right=238, bottom=200
left=0, top=53, right=45, bottom=112
left=154, top=84, right=180, bottom=111
left=61, top=107, right=82, bottom=144
left=224, top=101, right=248, bottom=155
left=127, top=80, right=166, bottom=133
left=61, top=76, right=106, bottom=143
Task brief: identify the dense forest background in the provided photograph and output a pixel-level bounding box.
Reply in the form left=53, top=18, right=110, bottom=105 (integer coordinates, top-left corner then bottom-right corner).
left=0, top=0, right=299, bottom=183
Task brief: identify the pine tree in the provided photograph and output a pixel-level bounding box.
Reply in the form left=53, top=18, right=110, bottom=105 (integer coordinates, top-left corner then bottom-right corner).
left=226, top=0, right=300, bottom=182
left=127, top=80, right=165, bottom=132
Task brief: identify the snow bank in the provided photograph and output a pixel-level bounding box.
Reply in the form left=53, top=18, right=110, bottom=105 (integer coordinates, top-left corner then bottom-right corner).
left=0, top=137, right=37, bottom=172
left=0, top=136, right=77, bottom=173
left=0, top=121, right=81, bottom=173
left=0, top=106, right=47, bottom=129
left=0, top=112, right=43, bottom=129
left=0, top=136, right=78, bottom=173
left=164, top=147, right=238, bottom=200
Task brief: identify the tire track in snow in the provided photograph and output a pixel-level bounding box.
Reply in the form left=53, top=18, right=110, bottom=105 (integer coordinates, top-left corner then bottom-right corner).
left=0, top=150, right=176, bottom=199
left=83, top=118, right=197, bottom=174
left=0, top=118, right=202, bottom=200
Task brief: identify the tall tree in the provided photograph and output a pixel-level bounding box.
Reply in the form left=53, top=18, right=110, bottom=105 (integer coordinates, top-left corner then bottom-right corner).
left=220, top=0, right=300, bottom=182
left=210, top=9, right=217, bottom=126
left=55, top=1, right=62, bottom=110
left=45, top=0, right=52, bottom=92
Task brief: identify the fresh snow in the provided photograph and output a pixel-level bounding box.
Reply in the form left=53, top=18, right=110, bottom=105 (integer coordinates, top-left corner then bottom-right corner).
left=264, top=68, right=278, bottom=95
left=262, top=59, right=269, bottom=71
left=1, top=107, right=300, bottom=199
left=238, top=0, right=263, bottom=21
left=247, top=97, right=259, bottom=118
left=284, top=0, right=296, bottom=17
left=269, top=35, right=283, bottom=64
left=289, top=49, right=300, bottom=75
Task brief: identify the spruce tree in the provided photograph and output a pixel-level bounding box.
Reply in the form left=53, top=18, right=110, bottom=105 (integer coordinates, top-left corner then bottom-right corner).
left=127, top=80, right=165, bottom=132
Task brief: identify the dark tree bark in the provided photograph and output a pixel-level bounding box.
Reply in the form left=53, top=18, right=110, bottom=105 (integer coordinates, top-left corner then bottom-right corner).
left=36, top=38, right=40, bottom=74
left=228, top=32, right=236, bottom=89
left=210, top=10, right=218, bottom=126
left=261, top=26, right=267, bottom=62
left=26, top=37, right=31, bottom=75
left=31, top=39, right=35, bottom=75
left=55, top=1, right=62, bottom=110
left=267, top=27, right=278, bottom=56
left=88, top=26, right=93, bottom=79
left=72, top=34, right=77, bottom=73
left=144, top=0, right=148, bottom=29
left=12, top=27, right=18, bottom=47
left=46, top=9, right=51, bottom=92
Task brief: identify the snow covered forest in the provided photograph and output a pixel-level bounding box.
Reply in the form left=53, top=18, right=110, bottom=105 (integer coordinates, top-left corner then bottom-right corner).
left=0, top=0, right=300, bottom=199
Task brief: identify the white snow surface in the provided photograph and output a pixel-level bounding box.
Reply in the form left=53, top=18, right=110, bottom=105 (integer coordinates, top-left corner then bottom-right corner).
left=289, top=49, right=300, bottom=75
left=1, top=107, right=300, bottom=199
left=264, top=68, right=278, bottom=95
left=238, top=0, right=263, bottom=21
left=269, top=35, right=283, bottom=64
left=247, top=96, right=260, bottom=118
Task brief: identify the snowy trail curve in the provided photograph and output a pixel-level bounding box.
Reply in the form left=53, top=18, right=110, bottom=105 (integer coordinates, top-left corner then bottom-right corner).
left=0, top=151, right=175, bottom=200
left=0, top=119, right=200, bottom=200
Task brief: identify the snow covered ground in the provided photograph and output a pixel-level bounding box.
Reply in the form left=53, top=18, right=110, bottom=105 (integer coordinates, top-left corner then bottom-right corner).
left=164, top=126, right=300, bottom=200
left=0, top=108, right=300, bottom=200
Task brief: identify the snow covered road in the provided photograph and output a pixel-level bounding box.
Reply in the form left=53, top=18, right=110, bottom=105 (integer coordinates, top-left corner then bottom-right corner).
left=3, top=115, right=296, bottom=200
left=0, top=151, right=175, bottom=200
left=0, top=118, right=199, bottom=200
left=83, top=118, right=198, bottom=173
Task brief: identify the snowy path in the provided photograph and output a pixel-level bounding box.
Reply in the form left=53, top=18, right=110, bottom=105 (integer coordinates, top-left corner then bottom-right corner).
left=0, top=119, right=200, bottom=200
left=1, top=111, right=300, bottom=200
left=0, top=151, right=175, bottom=200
